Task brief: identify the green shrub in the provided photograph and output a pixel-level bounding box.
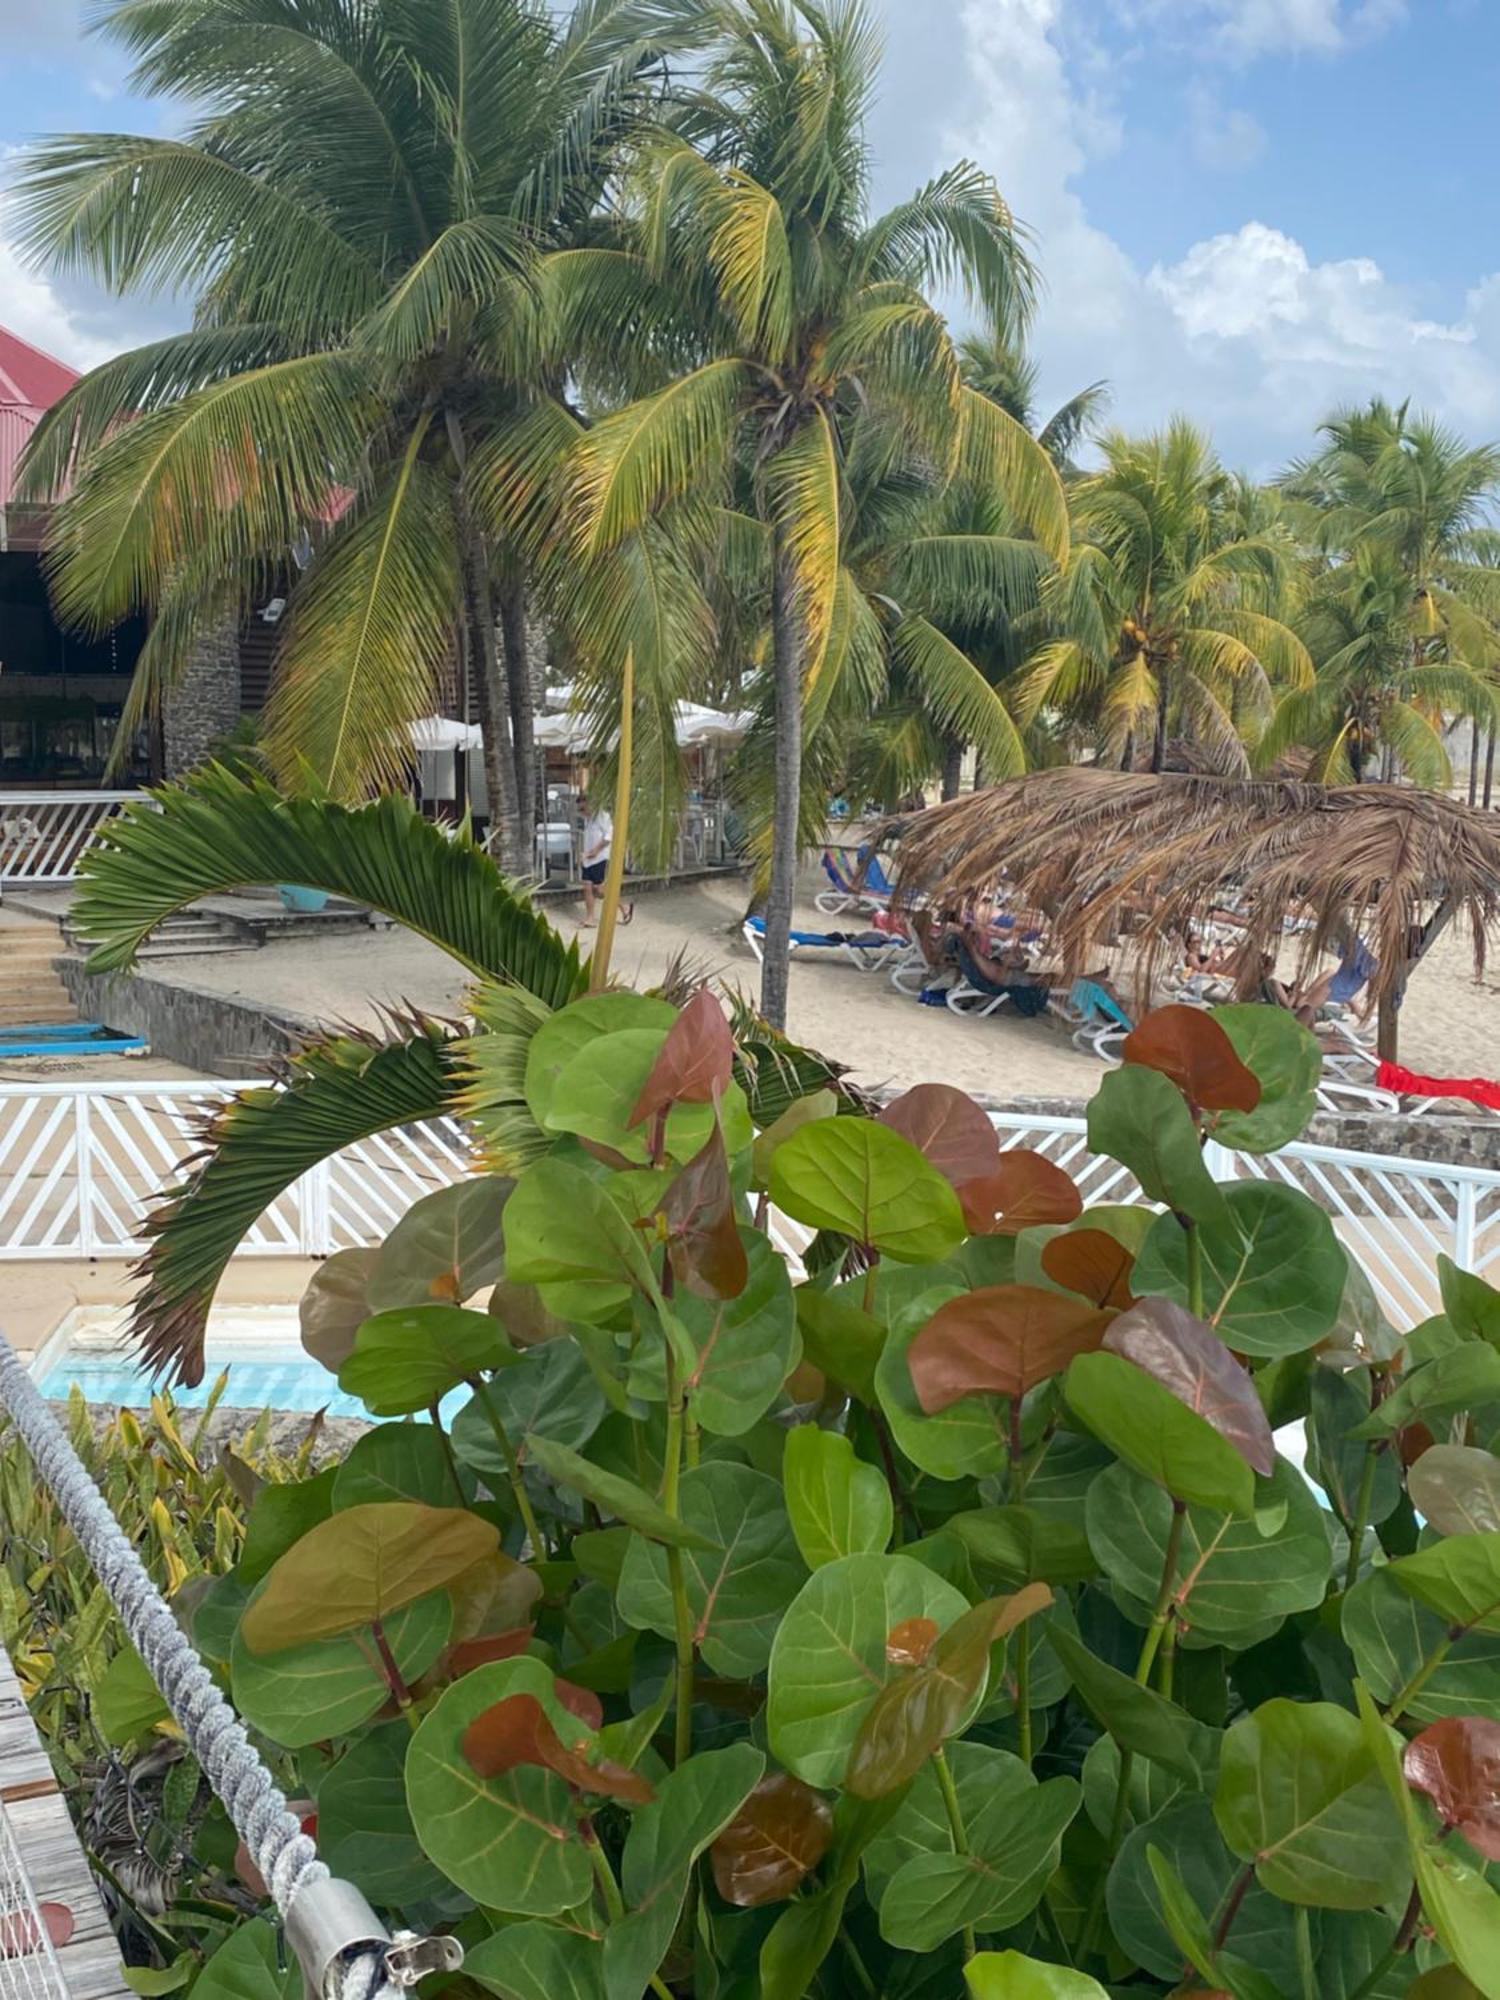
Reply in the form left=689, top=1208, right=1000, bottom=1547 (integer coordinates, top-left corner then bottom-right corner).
left=72, top=996, right=1500, bottom=1996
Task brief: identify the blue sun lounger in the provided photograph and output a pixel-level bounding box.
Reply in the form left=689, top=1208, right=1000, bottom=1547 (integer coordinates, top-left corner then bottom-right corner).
left=742, top=916, right=900, bottom=972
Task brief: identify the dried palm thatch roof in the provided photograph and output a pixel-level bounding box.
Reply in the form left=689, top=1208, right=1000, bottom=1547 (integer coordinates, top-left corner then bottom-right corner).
left=879, top=770, right=1500, bottom=1048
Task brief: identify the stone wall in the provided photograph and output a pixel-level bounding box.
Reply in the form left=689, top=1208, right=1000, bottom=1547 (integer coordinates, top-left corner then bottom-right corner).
left=57, top=959, right=318, bottom=1077
left=161, top=619, right=243, bottom=777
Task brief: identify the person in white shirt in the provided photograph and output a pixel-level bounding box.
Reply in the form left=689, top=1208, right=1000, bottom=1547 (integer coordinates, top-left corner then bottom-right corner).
left=577, top=793, right=630, bottom=927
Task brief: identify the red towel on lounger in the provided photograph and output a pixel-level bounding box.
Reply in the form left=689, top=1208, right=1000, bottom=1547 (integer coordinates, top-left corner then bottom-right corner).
left=1376, top=1061, right=1500, bottom=1111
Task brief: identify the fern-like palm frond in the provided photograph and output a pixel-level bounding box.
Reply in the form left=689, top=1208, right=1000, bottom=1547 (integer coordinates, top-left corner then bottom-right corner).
left=890, top=614, right=1027, bottom=780
left=955, top=387, right=1070, bottom=567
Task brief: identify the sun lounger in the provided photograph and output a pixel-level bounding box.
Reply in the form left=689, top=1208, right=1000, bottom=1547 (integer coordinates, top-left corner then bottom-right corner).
left=1062, top=978, right=1134, bottom=1060
left=1374, top=1061, right=1500, bottom=1118
left=814, top=845, right=894, bottom=916
left=741, top=916, right=900, bottom=971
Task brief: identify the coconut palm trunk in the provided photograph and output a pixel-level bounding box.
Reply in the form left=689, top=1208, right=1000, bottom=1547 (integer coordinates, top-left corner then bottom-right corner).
left=499, top=578, right=537, bottom=847
left=940, top=737, right=964, bottom=800
left=1486, top=726, right=1497, bottom=809
left=466, top=538, right=525, bottom=874
left=762, top=532, right=804, bottom=1031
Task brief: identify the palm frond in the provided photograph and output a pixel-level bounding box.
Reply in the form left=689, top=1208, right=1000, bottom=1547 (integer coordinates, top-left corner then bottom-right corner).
left=890, top=615, right=1027, bottom=780
left=261, top=423, right=461, bottom=801
left=765, top=408, right=842, bottom=688
left=126, top=1026, right=463, bottom=1384
left=74, top=766, right=587, bottom=1002
left=351, top=216, right=534, bottom=364
left=454, top=981, right=555, bottom=1173
left=955, top=387, right=1070, bottom=567
left=858, top=160, right=1036, bottom=337
left=572, top=358, right=747, bottom=554
left=1383, top=700, right=1453, bottom=789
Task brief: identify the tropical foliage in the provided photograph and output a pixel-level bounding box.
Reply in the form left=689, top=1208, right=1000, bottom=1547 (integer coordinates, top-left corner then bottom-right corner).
left=91, top=982, right=1500, bottom=2000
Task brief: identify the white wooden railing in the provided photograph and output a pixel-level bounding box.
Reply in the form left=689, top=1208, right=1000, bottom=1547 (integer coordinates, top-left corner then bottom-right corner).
left=0, top=1081, right=1496, bottom=1329
left=0, top=793, right=142, bottom=885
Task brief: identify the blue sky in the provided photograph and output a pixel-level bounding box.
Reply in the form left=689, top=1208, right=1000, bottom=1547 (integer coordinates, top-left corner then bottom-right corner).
left=2, top=0, right=1498, bottom=471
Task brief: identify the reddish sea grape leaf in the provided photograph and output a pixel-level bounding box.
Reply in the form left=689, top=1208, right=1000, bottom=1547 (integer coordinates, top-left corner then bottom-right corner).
left=845, top=1585, right=1053, bottom=1797
left=661, top=1125, right=749, bottom=1301
left=909, top=1285, right=1113, bottom=1411
left=628, top=987, right=735, bottom=1128
left=462, top=1691, right=653, bottom=1802
left=1041, top=1228, right=1139, bottom=1309
left=555, top=1679, right=605, bottom=1730
left=1122, top=1005, right=1262, bottom=1115
left=448, top=1627, right=535, bottom=1677
left=886, top=1618, right=940, bottom=1666
left=1104, top=1298, right=1275, bottom=1478
left=710, top=1771, right=834, bottom=1907
left=958, top=1151, right=1084, bottom=1236
left=877, top=1084, right=1000, bottom=1188
left=1404, top=1718, right=1500, bottom=1859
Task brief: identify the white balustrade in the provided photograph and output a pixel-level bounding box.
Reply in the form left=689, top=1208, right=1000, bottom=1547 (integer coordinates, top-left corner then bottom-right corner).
left=0, top=1081, right=1496, bottom=1331
left=0, top=793, right=143, bottom=885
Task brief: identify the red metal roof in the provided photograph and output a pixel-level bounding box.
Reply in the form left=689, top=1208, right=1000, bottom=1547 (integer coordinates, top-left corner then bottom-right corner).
left=0, top=325, right=80, bottom=512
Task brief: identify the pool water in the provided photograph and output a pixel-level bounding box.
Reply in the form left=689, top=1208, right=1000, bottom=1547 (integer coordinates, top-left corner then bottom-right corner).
left=30, top=1307, right=391, bottom=1419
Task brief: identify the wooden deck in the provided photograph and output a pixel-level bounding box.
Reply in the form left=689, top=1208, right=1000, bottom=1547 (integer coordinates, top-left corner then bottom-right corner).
left=0, top=1651, right=131, bottom=2000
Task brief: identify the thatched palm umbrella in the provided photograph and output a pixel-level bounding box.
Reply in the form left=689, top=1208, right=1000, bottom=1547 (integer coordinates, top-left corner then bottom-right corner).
left=880, top=770, right=1500, bottom=1061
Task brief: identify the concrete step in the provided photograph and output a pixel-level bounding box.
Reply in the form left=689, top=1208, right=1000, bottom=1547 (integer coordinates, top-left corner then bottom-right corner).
left=63, top=912, right=254, bottom=958
left=0, top=976, right=74, bottom=1027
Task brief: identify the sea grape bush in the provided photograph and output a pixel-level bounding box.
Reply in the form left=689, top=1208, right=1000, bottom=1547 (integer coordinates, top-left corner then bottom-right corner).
left=174, top=989, right=1500, bottom=2000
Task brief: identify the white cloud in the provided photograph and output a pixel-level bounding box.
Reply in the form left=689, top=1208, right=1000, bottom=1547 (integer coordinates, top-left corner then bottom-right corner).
left=0, top=192, right=127, bottom=375
left=1120, top=0, right=1406, bottom=57
left=942, top=0, right=1500, bottom=471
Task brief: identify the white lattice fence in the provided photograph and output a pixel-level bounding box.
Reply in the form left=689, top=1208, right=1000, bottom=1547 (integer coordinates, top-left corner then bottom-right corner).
left=1, top=1082, right=1497, bottom=1329
left=0, top=795, right=144, bottom=885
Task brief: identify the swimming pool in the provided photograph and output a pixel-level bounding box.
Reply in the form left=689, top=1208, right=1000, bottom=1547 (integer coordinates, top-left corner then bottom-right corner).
left=30, top=1306, right=379, bottom=1419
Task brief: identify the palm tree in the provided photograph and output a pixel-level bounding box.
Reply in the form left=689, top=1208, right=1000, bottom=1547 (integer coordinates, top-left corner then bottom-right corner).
left=14, top=0, right=708, bottom=868
left=1015, top=421, right=1310, bottom=775
left=1255, top=544, right=1498, bottom=784
left=1277, top=398, right=1500, bottom=785
left=559, top=0, right=1068, bottom=1026
left=959, top=323, right=1108, bottom=471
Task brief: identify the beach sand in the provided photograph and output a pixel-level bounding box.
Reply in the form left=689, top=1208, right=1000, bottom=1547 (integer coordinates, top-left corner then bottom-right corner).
left=136, top=865, right=1500, bottom=1105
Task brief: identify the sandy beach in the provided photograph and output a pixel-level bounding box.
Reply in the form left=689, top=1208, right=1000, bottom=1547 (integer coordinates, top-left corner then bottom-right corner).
left=129, top=865, right=1500, bottom=1105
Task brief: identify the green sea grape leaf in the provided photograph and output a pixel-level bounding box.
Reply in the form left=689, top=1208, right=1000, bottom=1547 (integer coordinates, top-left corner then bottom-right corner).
left=240, top=1502, right=495, bottom=1654
left=758, top=1792, right=904, bottom=2000
left=794, top=1287, right=884, bottom=1404
left=339, top=1305, right=517, bottom=1416
left=877, top=1774, right=1080, bottom=1952
left=452, top=1339, right=607, bottom=1479
left=1408, top=1445, right=1500, bottom=1535
left=94, top=1646, right=170, bottom=1745
left=543, top=1027, right=748, bottom=1166
left=628, top=1231, right=798, bottom=1436
left=766, top=1553, right=970, bottom=1788
left=1085, top=1064, right=1229, bottom=1224
left=751, top=1089, right=838, bottom=1188
left=1343, top=1568, right=1500, bottom=1725
left=332, top=1424, right=476, bottom=1510
left=783, top=1424, right=893, bottom=1568
left=527, top=1438, right=720, bottom=1553
left=1438, top=1255, right=1500, bottom=1349
left=606, top=1744, right=764, bottom=2000
left=1103, top=1296, right=1276, bottom=1473
left=1209, top=1004, right=1323, bottom=1153
left=1350, top=1344, right=1500, bottom=1439
left=405, top=1657, right=592, bottom=1914
left=367, top=1177, right=509, bottom=1311
left=1387, top=1533, right=1500, bottom=1634
left=1414, top=1839, right=1500, bottom=2000
left=1306, top=1367, right=1402, bottom=1529
left=1145, top=1843, right=1222, bottom=1986
left=964, top=1954, right=1109, bottom=1999
left=232, top=1593, right=449, bottom=1748
left=1064, top=1350, right=1256, bottom=1514
left=861, top=1741, right=1032, bottom=1903
left=1213, top=1699, right=1410, bottom=1909
left=1133, top=1182, right=1346, bottom=1356
left=465, top=1924, right=603, bottom=2000
left=845, top=1586, right=1052, bottom=1798
left=317, top=1724, right=447, bottom=1907
left=523, top=991, right=675, bottom=1129
left=769, top=1117, right=966, bottom=1262
left=502, top=1157, right=658, bottom=1321
left=1047, top=1624, right=1217, bottom=1781
left=238, top=1467, right=338, bottom=1586
left=1107, top=1797, right=1302, bottom=1989
left=945, top=1505, right=1097, bottom=1588
left=1085, top=1456, right=1332, bottom=1645
left=616, top=1463, right=805, bottom=1675
left=191, top=1922, right=300, bottom=2000
left=1079, top=1734, right=1191, bottom=1838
